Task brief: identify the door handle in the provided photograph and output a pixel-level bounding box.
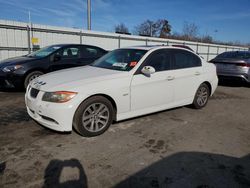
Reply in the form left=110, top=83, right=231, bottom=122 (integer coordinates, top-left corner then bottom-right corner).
left=195, top=71, right=201, bottom=76
left=167, top=76, right=175, bottom=81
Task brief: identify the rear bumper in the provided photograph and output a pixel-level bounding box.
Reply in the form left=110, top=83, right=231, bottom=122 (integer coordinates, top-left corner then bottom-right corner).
left=216, top=65, right=250, bottom=83
left=211, top=76, right=218, bottom=96
left=217, top=72, right=250, bottom=83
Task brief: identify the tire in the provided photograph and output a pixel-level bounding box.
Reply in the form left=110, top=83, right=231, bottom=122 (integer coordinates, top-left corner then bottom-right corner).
left=192, top=83, right=210, bottom=109
left=73, top=96, right=114, bottom=137
left=24, top=71, right=43, bottom=89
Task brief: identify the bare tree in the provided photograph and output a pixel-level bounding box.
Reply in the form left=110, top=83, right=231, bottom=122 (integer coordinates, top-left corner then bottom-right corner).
left=134, top=20, right=155, bottom=36
left=115, top=23, right=129, bottom=34
left=158, top=19, right=171, bottom=38
left=201, top=35, right=213, bottom=43
left=247, top=43, right=250, bottom=49
left=182, top=22, right=199, bottom=40
left=134, top=19, right=171, bottom=37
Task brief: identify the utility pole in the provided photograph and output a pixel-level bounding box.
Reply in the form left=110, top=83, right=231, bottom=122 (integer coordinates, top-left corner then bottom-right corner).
left=28, top=11, right=33, bottom=52
left=87, top=0, right=91, bottom=30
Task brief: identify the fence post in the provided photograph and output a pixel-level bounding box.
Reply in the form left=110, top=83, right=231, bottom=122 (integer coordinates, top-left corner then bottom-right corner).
left=118, top=35, right=121, bottom=48
left=207, top=45, right=210, bottom=61
left=145, top=38, right=148, bottom=46
left=196, top=43, right=199, bottom=53
left=27, top=25, right=31, bottom=54
left=80, top=30, right=82, bottom=44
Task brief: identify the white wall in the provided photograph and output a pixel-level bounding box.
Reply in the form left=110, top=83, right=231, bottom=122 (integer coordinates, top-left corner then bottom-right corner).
left=0, top=19, right=248, bottom=61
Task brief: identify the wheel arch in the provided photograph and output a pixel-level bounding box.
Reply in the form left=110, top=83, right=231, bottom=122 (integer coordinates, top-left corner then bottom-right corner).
left=202, top=81, right=212, bottom=96
left=23, top=68, right=46, bottom=78
left=76, top=93, right=118, bottom=121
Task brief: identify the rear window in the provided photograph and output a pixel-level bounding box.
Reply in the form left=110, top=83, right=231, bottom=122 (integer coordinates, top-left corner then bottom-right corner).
left=172, top=49, right=202, bottom=69
left=217, top=51, right=250, bottom=59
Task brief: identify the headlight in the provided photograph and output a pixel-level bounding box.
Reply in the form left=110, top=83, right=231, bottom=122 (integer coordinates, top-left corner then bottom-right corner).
left=2, top=65, right=23, bottom=72
left=42, top=91, right=77, bottom=103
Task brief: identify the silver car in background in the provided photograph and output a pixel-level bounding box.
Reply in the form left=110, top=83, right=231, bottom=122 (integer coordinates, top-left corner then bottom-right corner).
left=210, top=51, right=250, bottom=83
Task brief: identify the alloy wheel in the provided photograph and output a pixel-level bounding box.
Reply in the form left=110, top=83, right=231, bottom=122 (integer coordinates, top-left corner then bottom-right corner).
left=82, top=103, right=110, bottom=132
left=196, top=86, right=208, bottom=106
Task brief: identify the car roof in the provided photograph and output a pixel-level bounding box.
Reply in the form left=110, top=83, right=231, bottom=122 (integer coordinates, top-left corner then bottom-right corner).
left=121, top=45, right=194, bottom=52
left=48, top=44, right=104, bottom=48
left=216, top=51, right=250, bottom=58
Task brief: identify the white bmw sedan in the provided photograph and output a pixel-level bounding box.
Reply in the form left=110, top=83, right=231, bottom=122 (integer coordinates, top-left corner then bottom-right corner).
left=25, top=46, right=218, bottom=137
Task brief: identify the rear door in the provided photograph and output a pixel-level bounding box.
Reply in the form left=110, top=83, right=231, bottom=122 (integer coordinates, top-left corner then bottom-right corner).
left=78, top=46, right=106, bottom=66
left=170, top=49, right=203, bottom=103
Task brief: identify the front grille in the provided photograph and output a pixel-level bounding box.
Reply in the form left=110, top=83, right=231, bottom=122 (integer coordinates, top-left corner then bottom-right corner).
left=30, top=88, right=39, bottom=98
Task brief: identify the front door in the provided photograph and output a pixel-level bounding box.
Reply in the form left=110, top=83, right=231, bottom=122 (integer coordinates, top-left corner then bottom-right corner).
left=131, top=49, right=174, bottom=111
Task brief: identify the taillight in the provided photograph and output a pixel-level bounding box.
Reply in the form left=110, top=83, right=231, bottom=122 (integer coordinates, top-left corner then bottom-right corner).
left=236, top=63, right=250, bottom=67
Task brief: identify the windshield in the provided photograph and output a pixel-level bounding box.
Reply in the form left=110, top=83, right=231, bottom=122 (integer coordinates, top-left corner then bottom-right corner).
left=91, top=49, right=147, bottom=71
left=27, top=46, right=61, bottom=58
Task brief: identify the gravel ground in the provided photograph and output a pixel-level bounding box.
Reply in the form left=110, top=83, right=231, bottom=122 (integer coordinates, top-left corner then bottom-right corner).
left=0, top=82, right=250, bottom=188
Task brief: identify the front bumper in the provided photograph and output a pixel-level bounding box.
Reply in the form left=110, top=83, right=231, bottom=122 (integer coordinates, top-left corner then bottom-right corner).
left=0, top=71, right=23, bottom=88
left=25, top=87, right=80, bottom=132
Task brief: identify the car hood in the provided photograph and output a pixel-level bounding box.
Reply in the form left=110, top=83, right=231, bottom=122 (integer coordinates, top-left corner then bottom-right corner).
left=30, top=66, right=129, bottom=91
left=0, top=56, right=37, bottom=67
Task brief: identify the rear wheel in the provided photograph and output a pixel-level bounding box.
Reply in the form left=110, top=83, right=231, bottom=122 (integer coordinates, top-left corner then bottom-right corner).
left=192, top=83, right=210, bottom=109
left=24, top=71, right=43, bottom=88
left=73, top=96, right=114, bottom=137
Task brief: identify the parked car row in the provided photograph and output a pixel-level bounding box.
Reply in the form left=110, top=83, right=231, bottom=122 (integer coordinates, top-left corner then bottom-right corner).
left=22, top=45, right=218, bottom=137
left=1, top=43, right=248, bottom=137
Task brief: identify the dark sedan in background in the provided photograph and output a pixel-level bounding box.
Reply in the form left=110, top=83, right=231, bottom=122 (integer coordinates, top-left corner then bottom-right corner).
left=0, top=44, right=107, bottom=89
left=210, top=51, right=250, bottom=83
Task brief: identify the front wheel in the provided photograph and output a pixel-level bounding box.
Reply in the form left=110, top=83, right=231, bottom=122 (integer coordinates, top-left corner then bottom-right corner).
left=24, top=71, right=43, bottom=89
left=192, top=83, right=210, bottom=109
left=73, top=96, right=114, bottom=137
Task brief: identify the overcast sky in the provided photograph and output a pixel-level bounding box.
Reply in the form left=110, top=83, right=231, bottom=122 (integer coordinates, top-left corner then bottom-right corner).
left=0, top=0, right=249, bottom=43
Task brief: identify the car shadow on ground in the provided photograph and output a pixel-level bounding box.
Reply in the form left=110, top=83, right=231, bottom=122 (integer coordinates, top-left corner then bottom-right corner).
left=115, top=152, right=250, bottom=188
left=43, top=158, right=88, bottom=188
left=0, top=106, right=30, bottom=126
left=0, top=162, right=6, bottom=175
left=218, top=80, right=250, bottom=88
left=0, top=87, right=25, bottom=93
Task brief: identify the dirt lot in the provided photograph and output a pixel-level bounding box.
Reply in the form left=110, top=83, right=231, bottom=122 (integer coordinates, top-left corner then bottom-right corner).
left=0, top=82, right=250, bottom=188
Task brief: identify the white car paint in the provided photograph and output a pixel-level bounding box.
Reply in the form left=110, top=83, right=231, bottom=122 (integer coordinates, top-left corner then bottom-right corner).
left=25, top=46, right=218, bottom=132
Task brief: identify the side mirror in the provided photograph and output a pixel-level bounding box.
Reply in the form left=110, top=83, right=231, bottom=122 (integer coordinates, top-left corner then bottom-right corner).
left=53, top=54, right=61, bottom=62
left=141, top=66, right=155, bottom=76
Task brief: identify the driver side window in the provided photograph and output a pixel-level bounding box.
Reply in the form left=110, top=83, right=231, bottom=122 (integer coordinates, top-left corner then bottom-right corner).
left=59, top=47, right=81, bottom=59
left=144, top=49, right=171, bottom=72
